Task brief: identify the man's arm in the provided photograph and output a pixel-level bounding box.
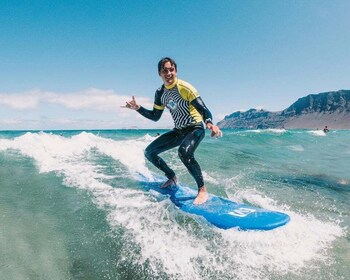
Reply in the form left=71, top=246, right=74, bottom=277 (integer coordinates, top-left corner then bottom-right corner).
left=137, top=106, right=163, bottom=121
left=191, top=97, right=213, bottom=125
left=191, top=97, right=223, bottom=138
left=122, top=96, right=163, bottom=121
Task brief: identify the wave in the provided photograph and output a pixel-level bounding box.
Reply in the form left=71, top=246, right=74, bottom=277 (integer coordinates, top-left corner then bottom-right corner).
left=0, top=131, right=346, bottom=279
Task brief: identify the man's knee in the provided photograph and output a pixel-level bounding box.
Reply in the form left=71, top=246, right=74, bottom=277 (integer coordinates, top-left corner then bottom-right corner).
left=146, top=144, right=161, bottom=161
left=178, top=147, right=192, bottom=164
left=144, top=147, right=153, bottom=161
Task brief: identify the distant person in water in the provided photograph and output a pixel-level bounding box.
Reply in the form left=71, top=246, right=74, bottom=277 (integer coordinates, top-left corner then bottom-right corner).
left=122, top=57, right=222, bottom=204
left=323, top=126, right=329, bottom=133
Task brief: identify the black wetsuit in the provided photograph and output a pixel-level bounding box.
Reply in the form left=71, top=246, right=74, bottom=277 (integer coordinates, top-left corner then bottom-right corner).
left=137, top=79, right=213, bottom=189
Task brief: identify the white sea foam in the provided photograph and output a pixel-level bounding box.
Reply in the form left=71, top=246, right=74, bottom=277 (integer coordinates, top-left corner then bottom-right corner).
left=265, top=128, right=287, bottom=134
left=0, top=132, right=346, bottom=279
left=202, top=171, right=220, bottom=185
left=309, top=130, right=326, bottom=136
left=219, top=179, right=345, bottom=278
left=338, top=179, right=350, bottom=185
left=248, top=128, right=287, bottom=134
left=288, top=144, right=305, bottom=152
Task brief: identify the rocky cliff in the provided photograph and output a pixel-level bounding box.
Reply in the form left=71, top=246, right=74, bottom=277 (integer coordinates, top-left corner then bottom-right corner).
left=217, top=90, right=350, bottom=129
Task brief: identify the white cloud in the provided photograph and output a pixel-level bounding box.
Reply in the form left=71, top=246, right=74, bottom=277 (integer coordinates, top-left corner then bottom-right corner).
left=45, top=88, right=153, bottom=111
left=0, top=90, right=41, bottom=109
left=0, top=119, right=23, bottom=125
left=0, top=88, right=153, bottom=112
left=0, top=88, right=172, bottom=130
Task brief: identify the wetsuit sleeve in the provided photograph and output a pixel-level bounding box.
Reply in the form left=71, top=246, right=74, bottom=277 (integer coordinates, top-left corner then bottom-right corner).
left=136, top=88, right=164, bottom=121
left=137, top=106, right=163, bottom=121
left=191, top=97, right=213, bottom=124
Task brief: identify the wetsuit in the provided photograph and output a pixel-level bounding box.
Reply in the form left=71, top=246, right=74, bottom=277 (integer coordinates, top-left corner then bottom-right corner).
left=137, top=79, right=213, bottom=189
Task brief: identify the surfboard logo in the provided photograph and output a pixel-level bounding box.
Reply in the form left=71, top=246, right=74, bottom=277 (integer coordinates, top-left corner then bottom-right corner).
left=228, top=208, right=256, bottom=217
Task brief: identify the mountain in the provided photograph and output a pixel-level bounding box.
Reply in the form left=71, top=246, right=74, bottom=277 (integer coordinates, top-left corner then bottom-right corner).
left=217, top=90, right=350, bottom=129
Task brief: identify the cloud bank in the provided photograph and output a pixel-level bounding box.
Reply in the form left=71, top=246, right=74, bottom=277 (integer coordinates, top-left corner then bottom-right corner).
left=0, top=88, right=173, bottom=130
left=0, top=88, right=152, bottom=111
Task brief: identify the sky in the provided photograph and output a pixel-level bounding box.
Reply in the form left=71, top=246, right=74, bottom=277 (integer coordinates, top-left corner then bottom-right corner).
left=1, top=0, right=350, bottom=130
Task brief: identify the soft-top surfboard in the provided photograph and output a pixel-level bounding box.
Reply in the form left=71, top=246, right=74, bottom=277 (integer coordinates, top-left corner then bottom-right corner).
left=139, top=178, right=290, bottom=231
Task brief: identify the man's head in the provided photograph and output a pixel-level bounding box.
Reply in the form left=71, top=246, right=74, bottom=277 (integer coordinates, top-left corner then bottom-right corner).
left=158, top=57, right=177, bottom=86
left=158, top=57, right=177, bottom=73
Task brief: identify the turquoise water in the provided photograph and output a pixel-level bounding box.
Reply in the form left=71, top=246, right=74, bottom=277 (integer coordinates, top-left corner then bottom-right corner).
left=0, top=129, right=349, bottom=280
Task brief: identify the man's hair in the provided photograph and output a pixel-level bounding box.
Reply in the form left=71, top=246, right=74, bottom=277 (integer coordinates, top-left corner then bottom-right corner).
left=158, top=57, right=177, bottom=73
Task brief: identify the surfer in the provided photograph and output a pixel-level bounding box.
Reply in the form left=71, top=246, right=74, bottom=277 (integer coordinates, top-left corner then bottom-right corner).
left=323, top=126, right=329, bottom=133
left=122, top=57, right=222, bottom=204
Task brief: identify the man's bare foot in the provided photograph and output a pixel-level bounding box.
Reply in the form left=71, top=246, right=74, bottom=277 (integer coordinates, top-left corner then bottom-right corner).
left=160, top=176, right=177, bottom=188
left=193, top=186, right=208, bottom=205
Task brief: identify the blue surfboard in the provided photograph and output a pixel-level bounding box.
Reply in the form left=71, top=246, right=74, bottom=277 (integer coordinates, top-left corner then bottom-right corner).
left=139, top=179, right=290, bottom=231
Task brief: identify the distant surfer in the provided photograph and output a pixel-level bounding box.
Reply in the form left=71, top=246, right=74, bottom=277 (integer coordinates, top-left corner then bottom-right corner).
left=323, top=126, right=329, bottom=133
left=122, top=57, right=222, bottom=204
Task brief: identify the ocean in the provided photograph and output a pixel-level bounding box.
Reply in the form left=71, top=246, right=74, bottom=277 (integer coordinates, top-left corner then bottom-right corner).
left=0, top=129, right=349, bottom=280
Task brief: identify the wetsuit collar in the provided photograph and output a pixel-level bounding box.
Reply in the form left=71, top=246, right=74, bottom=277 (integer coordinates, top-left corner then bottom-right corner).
left=164, top=78, right=178, bottom=89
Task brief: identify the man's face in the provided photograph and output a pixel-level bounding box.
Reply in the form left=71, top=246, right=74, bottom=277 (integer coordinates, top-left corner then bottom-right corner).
left=159, top=61, right=177, bottom=86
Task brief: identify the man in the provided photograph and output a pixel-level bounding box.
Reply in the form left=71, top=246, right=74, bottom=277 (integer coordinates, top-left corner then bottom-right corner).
left=123, top=57, right=222, bottom=204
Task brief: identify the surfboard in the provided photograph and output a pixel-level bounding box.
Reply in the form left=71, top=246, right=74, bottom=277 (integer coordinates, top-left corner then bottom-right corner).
left=139, top=178, right=290, bottom=231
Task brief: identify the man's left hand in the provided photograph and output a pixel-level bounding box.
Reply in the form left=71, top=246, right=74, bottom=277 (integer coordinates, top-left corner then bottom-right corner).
left=206, top=123, right=223, bottom=138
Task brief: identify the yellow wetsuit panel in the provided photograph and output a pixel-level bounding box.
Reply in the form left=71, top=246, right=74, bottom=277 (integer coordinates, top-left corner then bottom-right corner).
left=177, top=80, right=203, bottom=124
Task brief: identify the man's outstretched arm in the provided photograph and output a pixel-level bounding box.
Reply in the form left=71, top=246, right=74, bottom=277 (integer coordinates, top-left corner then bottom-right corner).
left=122, top=96, right=163, bottom=121
left=137, top=106, right=163, bottom=121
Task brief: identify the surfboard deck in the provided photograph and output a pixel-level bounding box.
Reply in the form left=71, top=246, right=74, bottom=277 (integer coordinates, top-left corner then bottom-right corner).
left=139, top=179, right=290, bottom=231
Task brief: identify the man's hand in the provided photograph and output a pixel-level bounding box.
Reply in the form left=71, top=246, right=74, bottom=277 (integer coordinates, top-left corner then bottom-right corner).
left=121, top=96, right=140, bottom=110
left=206, top=123, right=223, bottom=138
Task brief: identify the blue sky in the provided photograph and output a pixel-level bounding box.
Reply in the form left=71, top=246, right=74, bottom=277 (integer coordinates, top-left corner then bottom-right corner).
left=1, top=0, right=349, bottom=130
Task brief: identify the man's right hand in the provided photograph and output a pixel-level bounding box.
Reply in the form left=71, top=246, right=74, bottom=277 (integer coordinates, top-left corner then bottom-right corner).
left=121, top=96, right=140, bottom=110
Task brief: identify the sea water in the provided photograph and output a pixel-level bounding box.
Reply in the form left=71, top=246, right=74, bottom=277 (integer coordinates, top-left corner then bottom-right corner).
left=0, top=129, right=349, bottom=280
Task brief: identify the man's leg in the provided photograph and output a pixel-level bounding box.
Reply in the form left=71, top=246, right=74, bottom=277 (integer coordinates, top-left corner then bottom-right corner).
left=144, top=130, right=182, bottom=182
left=177, top=127, right=208, bottom=204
